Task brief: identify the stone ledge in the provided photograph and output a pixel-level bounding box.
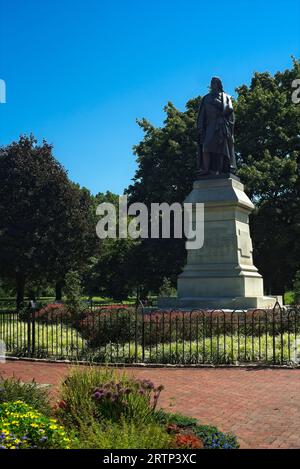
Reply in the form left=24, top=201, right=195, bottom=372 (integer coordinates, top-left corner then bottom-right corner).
left=158, top=295, right=282, bottom=310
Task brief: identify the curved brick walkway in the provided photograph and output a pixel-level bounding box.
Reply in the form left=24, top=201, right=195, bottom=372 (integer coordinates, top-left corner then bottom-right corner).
left=0, top=360, right=299, bottom=449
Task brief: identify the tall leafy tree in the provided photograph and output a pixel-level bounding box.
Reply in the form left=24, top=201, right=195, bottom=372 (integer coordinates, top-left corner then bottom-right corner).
left=235, top=58, right=300, bottom=293
left=125, top=100, right=200, bottom=295
left=0, top=135, right=96, bottom=307
left=83, top=191, right=137, bottom=300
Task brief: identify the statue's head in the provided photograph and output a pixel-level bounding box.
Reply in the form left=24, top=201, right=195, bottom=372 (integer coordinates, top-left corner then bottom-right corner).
left=210, top=77, right=223, bottom=93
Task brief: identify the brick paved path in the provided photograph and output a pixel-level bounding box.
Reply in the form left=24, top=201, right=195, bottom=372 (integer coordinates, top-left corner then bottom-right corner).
left=0, top=360, right=299, bottom=449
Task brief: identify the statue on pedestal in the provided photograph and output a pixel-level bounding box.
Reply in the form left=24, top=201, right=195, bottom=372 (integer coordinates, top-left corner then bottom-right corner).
left=197, top=77, right=237, bottom=176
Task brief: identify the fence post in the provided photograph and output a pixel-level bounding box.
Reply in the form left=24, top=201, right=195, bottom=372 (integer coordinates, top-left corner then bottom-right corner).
left=27, top=306, right=31, bottom=357
left=141, top=310, right=145, bottom=363
left=27, top=300, right=36, bottom=357
left=134, top=304, right=138, bottom=363
left=272, top=306, right=276, bottom=364
left=31, top=308, right=36, bottom=357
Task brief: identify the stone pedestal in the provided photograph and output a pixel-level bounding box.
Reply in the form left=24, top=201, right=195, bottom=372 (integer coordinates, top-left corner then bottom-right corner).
left=159, top=176, right=280, bottom=310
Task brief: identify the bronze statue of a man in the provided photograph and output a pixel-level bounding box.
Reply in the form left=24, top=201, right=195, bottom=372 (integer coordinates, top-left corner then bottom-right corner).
left=197, top=77, right=236, bottom=176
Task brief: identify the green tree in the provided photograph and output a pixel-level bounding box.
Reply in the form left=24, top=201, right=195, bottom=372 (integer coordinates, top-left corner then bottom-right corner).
left=0, top=135, right=96, bottom=307
left=293, top=270, right=300, bottom=304
left=64, top=270, right=83, bottom=316
left=125, top=100, right=200, bottom=295
left=235, top=58, right=300, bottom=294
left=91, top=238, right=135, bottom=301
left=84, top=191, right=137, bottom=301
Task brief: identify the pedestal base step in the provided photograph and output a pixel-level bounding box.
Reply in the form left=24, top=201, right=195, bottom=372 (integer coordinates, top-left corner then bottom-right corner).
left=158, top=295, right=282, bottom=311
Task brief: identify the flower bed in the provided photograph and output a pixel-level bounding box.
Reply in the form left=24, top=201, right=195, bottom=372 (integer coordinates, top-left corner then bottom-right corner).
left=0, top=401, right=71, bottom=449
left=55, top=367, right=239, bottom=449
left=0, top=370, right=239, bottom=449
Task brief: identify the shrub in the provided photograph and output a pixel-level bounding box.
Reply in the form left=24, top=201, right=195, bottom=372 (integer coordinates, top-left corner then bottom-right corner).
left=34, top=303, right=70, bottom=322
left=72, top=417, right=172, bottom=449
left=92, top=378, right=164, bottom=423
left=78, top=308, right=141, bottom=347
left=57, top=367, right=164, bottom=427
left=57, top=367, right=117, bottom=427
left=161, top=412, right=198, bottom=427
left=0, top=401, right=71, bottom=449
left=159, top=277, right=176, bottom=297
left=193, top=424, right=239, bottom=449
left=0, top=376, right=51, bottom=415
left=173, top=433, right=203, bottom=449
left=157, top=411, right=239, bottom=449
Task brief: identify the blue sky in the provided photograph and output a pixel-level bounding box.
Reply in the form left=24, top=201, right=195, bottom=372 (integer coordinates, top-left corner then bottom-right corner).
left=0, top=0, right=299, bottom=194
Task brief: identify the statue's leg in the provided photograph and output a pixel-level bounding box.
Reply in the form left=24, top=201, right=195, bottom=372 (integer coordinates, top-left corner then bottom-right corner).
left=198, top=152, right=210, bottom=175
left=215, top=153, right=224, bottom=175
left=196, top=144, right=201, bottom=169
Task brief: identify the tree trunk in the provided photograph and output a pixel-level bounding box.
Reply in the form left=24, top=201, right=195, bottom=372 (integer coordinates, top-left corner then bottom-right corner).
left=55, top=280, right=64, bottom=301
left=16, top=273, right=25, bottom=310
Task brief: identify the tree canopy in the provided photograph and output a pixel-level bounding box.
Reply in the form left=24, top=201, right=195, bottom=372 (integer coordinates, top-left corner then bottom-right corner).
left=0, top=135, right=96, bottom=306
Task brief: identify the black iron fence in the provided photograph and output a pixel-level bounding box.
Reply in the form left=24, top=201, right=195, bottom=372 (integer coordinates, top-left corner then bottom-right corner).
left=1, top=303, right=300, bottom=365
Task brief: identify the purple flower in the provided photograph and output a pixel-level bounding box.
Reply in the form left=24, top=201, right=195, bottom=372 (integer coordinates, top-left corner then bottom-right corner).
left=140, top=379, right=154, bottom=389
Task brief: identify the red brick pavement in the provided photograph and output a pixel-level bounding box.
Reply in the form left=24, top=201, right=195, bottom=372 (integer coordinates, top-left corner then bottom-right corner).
left=0, top=360, right=299, bottom=449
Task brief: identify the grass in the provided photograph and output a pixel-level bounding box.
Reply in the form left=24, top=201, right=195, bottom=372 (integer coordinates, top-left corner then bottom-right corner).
left=88, top=333, right=300, bottom=364
left=0, top=296, right=137, bottom=305
left=70, top=418, right=172, bottom=449
left=0, top=317, right=86, bottom=358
